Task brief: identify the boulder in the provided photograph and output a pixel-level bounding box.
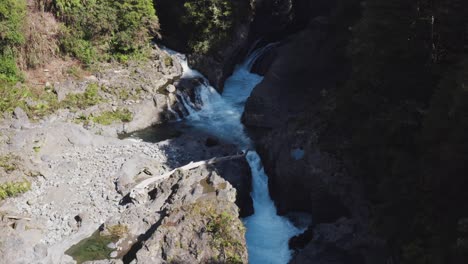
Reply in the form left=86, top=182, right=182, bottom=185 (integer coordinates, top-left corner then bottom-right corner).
left=133, top=167, right=248, bottom=264
left=114, top=154, right=164, bottom=194
left=13, top=107, right=29, bottom=122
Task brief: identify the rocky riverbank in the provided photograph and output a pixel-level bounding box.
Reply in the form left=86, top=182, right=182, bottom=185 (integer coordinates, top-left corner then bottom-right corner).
left=0, top=46, right=250, bottom=264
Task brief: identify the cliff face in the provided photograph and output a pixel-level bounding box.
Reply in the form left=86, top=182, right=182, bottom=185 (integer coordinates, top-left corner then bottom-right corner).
left=243, top=0, right=468, bottom=263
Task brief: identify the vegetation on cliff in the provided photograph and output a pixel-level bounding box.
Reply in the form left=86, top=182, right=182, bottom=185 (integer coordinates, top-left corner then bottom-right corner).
left=0, top=0, right=160, bottom=119
left=154, top=0, right=249, bottom=54
left=0, top=0, right=27, bottom=82
left=1, top=0, right=159, bottom=77
left=327, top=0, right=468, bottom=262
left=183, top=0, right=235, bottom=54
left=50, top=0, right=159, bottom=64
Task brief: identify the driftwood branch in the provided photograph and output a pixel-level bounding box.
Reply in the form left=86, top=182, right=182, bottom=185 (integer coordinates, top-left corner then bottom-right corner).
left=3, top=215, right=32, bottom=221
left=128, top=153, right=246, bottom=201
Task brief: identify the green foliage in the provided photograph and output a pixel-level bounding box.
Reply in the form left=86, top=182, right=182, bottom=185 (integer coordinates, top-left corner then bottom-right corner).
left=0, top=0, right=26, bottom=47
left=0, top=52, right=23, bottom=82
left=0, top=81, right=103, bottom=120
left=206, top=211, right=244, bottom=263
left=0, top=81, right=33, bottom=114
left=183, top=0, right=234, bottom=54
left=0, top=154, right=19, bottom=173
left=65, top=231, right=118, bottom=264
left=59, top=28, right=96, bottom=65
left=52, top=0, right=159, bottom=64
left=163, top=55, right=173, bottom=67
left=0, top=180, right=31, bottom=200
left=76, top=108, right=133, bottom=125
left=66, top=65, right=87, bottom=79
left=0, top=0, right=26, bottom=82
left=330, top=1, right=468, bottom=263
left=402, top=239, right=432, bottom=264
left=62, top=83, right=102, bottom=110
left=91, top=109, right=133, bottom=125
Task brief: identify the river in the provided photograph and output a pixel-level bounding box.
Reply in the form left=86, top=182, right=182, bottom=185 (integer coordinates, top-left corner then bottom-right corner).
left=153, top=46, right=304, bottom=263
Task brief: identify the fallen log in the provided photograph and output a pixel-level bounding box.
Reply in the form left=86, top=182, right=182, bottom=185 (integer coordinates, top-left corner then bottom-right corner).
left=128, top=152, right=246, bottom=201
left=3, top=215, right=32, bottom=221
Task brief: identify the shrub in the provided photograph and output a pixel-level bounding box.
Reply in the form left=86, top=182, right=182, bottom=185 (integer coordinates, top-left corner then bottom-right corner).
left=0, top=180, right=31, bottom=200
left=91, top=109, right=133, bottom=125
left=0, top=154, right=19, bottom=173
left=183, top=0, right=234, bottom=54
left=0, top=52, right=23, bottom=82
left=51, top=0, right=159, bottom=64
left=0, top=0, right=26, bottom=47
left=0, top=0, right=26, bottom=82
left=62, top=83, right=102, bottom=110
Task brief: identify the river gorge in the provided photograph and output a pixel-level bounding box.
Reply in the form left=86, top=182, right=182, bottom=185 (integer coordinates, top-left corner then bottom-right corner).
left=140, top=46, right=307, bottom=263
left=1, top=0, right=468, bottom=263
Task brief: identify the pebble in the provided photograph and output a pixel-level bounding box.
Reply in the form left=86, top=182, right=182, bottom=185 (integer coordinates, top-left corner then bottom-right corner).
left=107, top=242, right=117, bottom=249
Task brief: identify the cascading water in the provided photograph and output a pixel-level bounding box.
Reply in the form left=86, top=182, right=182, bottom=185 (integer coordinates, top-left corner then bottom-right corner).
left=167, top=46, right=303, bottom=263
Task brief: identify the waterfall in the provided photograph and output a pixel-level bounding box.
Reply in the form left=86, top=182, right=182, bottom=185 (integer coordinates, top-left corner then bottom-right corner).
left=166, top=97, right=181, bottom=121
left=168, top=46, right=304, bottom=263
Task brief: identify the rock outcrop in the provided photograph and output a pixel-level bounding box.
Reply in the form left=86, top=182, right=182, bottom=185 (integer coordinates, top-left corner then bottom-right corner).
left=121, top=167, right=248, bottom=263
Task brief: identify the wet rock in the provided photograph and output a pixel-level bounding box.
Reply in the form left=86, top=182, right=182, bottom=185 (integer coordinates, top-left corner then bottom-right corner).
left=290, top=218, right=386, bottom=264
left=205, top=136, right=219, bottom=147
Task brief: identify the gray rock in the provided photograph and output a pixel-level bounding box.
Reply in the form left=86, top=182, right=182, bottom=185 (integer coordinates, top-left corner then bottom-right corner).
left=132, top=167, right=247, bottom=263
left=109, top=251, right=118, bottom=258
left=34, top=243, right=48, bottom=258
left=114, top=154, right=163, bottom=194
left=53, top=80, right=74, bottom=101
left=107, top=242, right=117, bottom=249
left=153, top=94, right=167, bottom=108
left=166, top=84, right=176, bottom=93
left=13, top=107, right=29, bottom=122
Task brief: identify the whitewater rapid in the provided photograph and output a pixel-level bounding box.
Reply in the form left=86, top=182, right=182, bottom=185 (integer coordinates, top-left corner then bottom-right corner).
left=169, top=47, right=303, bottom=263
